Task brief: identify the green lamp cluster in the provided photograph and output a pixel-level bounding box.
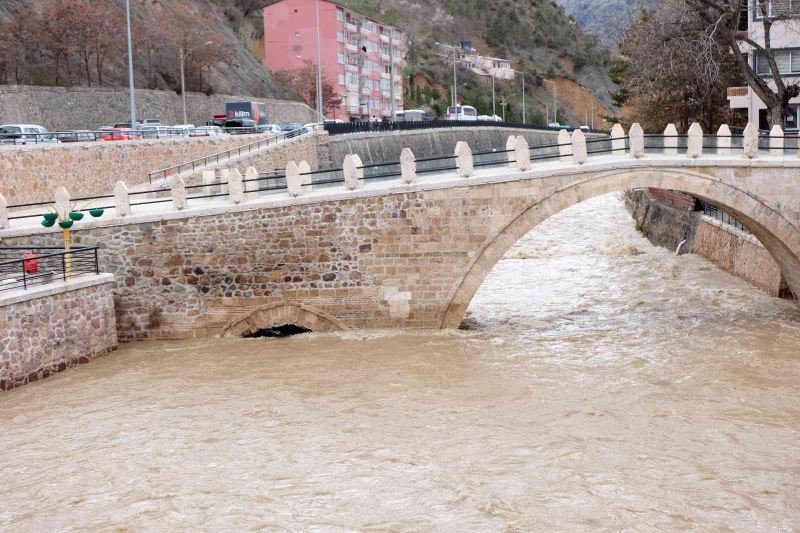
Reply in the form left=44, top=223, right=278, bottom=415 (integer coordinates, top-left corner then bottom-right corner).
left=40, top=208, right=104, bottom=228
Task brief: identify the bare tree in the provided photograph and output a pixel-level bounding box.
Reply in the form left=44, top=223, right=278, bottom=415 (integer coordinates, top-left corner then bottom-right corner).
left=620, top=1, right=740, bottom=131
left=681, top=0, right=800, bottom=126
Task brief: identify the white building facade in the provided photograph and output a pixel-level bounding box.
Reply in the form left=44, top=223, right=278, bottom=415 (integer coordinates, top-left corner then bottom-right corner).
left=728, top=1, right=800, bottom=130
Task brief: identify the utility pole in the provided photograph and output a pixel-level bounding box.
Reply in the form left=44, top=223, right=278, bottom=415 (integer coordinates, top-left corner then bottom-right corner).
left=315, top=0, right=324, bottom=122
left=543, top=78, right=558, bottom=124
left=125, top=0, right=136, bottom=128
left=180, top=41, right=212, bottom=125
left=452, top=48, right=458, bottom=107
left=389, top=32, right=395, bottom=119
left=521, top=72, right=526, bottom=124
left=491, top=72, right=496, bottom=118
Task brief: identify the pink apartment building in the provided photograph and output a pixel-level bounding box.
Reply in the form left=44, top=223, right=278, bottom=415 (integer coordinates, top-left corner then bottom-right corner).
left=263, top=0, right=405, bottom=120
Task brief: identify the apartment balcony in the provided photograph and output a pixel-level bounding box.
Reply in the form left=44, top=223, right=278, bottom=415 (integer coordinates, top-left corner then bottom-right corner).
left=382, top=90, right=391, bottom=98
left=347, top=104, right=359, bottom=113
left=727, top=86, right=749, bottom=109
left=391, top=37, right=401, bottom=46
left=345, top=22, right=358, bottom=33
left=392, top=56, right=402, bottom=64
left=392, top=73, right=402, bottom=81
left=379, top=34, right=390, bottom=43
left=360, top=26, right=371, bottom=36
left=381, top=53, right=391, bottom=62
left=381, top=72, right=390, bottom=79
left=346, top=64, right=359, bottom=72
left=347, top=83, right=359, bottom=92
left=345, top=43, right=358, bottom=53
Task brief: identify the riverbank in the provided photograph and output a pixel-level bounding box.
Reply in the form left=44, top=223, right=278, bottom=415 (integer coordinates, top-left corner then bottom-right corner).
left=625, top=188, right=792, bottom=298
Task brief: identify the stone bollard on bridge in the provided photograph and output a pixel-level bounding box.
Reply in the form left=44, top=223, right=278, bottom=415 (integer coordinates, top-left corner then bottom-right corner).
left=611, top=123, right=626, bottom=154
left=114, top=181, right=131, bottom=217
left=0, top=194, right=8, bottom=229
left=245, top=166, right=259, bottom=198
left=455, top=141, right=474, bottom=177
left=506, top=135, right=517, bottom=168
left=54, top=187, right=71, bottom=219
left=170, top=176, right=187, bottom=210
left=769, top=125, right=784, bottom=156
left=558, top=129, right=571, bottom=162
left=400, top=148, right=416, bottom=184
left=228, top=168, right=244, bottom=204
left=286, top=161, right=304, bottom=197
left=629, top=123, right=644, bottom=158
left=514, top=136, right=531, bottom=171
left=571, top=129, right=587, bottom=165
left=743, top=122, right=758, bottom=159
left=202, top=170, right=218, bottom=195
left=343, top=154, right=364, bottom=190
left=298, top=161, right=313, bottom=192
left=717, top=124, right=731, bottom=156
left=663, top=124, right=678, bottom=155
left=687, top=122, right=703, bottom=159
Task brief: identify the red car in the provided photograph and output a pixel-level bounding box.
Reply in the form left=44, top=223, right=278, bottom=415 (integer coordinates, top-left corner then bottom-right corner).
left=99, top=127, right=135, bottom=141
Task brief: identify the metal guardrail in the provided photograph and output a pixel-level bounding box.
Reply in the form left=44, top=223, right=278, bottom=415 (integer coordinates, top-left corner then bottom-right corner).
left=0, top=126, right=278, bottom=146
left=147, top=126, right=314, bottom=183
left=702, top=204, right=750, bottom=234
left=0, top=246, right=100, bottom=292
left=323, top=119, right=607, bottom=136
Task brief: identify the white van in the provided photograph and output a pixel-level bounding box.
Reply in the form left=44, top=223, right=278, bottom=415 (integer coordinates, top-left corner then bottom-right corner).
left=446, top=105, right=478, bottom=121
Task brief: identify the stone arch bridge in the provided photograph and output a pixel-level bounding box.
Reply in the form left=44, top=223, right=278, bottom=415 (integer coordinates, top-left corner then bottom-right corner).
left=1, top=123, right=799, bottom=340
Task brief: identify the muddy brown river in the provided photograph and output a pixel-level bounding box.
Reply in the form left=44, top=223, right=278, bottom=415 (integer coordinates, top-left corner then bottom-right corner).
left=2, top=194, right=800, bottom=531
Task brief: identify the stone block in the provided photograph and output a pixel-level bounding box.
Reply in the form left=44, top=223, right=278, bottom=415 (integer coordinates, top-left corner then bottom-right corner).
left=54, top=186, right=70, bottom=219
left=515, top=136, right=531, bottom=171
left=743, top=122, right=758, bottom=159
left=343, top=154, right=364, bottom=190
left=571, top=129, right=587, bottom=165
left=687, top=122, right=703, bottom=159
left=229, top=168, right=244, bottom=204
left=629, top=123, right=644, bottom=158
left=664, top=123, right=678, bottom=155
left=170, top=175, right=187, bottom=210
left=558, top=129, right=571, bottom=162
left=770, top=125, right=784, bottom=156
left=455, top=141, right=474, bottom=178
left=285, top=160, right=303, bottom=197
left=0, top=193, right=7, bottom=229
left=400, top=148, right=416, bottom=184
left=611, top=123, right=626, bottom=154
left=506, top=135, right=517, bottom=168
left=717, top=124, right=731, bottom=156
left=113, top=181, right=131, bottom=217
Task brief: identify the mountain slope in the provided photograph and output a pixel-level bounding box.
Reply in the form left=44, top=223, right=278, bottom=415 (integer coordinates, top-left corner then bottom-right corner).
left=554, top=0, right=656, bottom=47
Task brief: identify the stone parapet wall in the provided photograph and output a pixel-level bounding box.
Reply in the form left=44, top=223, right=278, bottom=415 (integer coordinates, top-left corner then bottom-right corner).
left=0, top=274, right=117, bottom=390
left=0, top=132, right=323, bottom=205
left=0, top=85, right=317, bottom=132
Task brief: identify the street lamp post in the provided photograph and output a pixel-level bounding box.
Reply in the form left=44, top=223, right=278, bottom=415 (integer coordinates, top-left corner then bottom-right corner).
left=543, top=78, right=558, bottom=125
left=491, top=72, right=496, bottom=118
left=315, top=0, right=324, bottom=122
left=452, top=48, right=459, bottom=107
left=125, top=0, right=136, bottom=128
left=180, top=41, right=213, bottom=125
left=518, top=71, right=526, bottom=124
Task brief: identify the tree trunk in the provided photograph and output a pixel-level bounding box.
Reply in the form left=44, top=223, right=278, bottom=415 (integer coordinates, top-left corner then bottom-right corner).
left=768, top=100, right=786, bottom=128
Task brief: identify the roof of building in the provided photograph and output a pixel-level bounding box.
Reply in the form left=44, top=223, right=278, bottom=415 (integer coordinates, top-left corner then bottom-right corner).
left=264, top=0, right=401, bottom=30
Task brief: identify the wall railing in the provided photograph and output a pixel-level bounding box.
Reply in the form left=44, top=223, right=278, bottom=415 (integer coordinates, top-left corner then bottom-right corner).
left=0, top=246, right=99, bottom=292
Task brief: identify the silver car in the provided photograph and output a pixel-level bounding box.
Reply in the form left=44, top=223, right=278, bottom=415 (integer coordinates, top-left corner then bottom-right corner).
left=0, top=124, right=60, bottom=145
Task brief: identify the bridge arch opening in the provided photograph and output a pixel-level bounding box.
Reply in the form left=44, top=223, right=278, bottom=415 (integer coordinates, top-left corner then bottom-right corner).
left=222, top=302, right=345, bottom=338
left=441, top=168, right=800, bottom=329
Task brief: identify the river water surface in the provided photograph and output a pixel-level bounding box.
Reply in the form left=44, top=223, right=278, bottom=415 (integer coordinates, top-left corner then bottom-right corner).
left=2, top=194, right=800, bottom=531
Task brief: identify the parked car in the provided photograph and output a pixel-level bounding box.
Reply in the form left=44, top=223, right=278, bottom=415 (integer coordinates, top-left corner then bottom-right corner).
left=579, top=125, right=591, bottom=132
left=189, top=126, right=228, bottom=137
left=58, top=130, right=95, bottom=143
left=446, top=105, right=478, bottom=121
left=277, top=122, right=301, bottom=132
left=0, top=124, right=60, bottom=145
left=258, top=124, right=282, bottom=134
left=142, top=118, right=161, bottom=127
left=224, top=118, right=257, bottom=134
left=99, top=127, right=135, bottom=141
left=477, top=114, right=502, bottom=122
left=547, top=122, right=561, bottom=129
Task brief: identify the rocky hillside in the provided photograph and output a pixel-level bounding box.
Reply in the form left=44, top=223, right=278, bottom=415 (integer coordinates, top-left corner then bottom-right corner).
left=337, top=0, right=617, bottom=126
left=2, top=0, right=619, bottom=126
left=555, top=0, right=656, bottom=47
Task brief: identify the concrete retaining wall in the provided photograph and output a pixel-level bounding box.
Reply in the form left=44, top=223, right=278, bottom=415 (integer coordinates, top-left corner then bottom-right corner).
left=0, top=85, right=317, bottom=132
left=0, top=274, right=117, bottom=390
left=326, top=127, right=606, bottom=166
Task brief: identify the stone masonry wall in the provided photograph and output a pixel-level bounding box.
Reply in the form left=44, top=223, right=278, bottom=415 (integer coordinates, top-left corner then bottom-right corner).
left=626, top=189, right=788, bottom=297
left=0, top=275, right=117, bottom=390
left=0, top=132, right=323, bottom=205
left=0, top=85, right=317, bottom=131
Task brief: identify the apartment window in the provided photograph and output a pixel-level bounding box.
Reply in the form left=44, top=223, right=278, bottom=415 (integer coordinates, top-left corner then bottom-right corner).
left=755, top=0, right=800, bottom=19
left=337, top=32, right=344, bottom=43
left=295, top=31, right=301, bottom=38
left=338, top=52, right=346, bottom=64
left=336, top=8, right=344, bottom=21
left=338, top=74, right=345, bottom=86
left=756, top=50, right=800, bottom=74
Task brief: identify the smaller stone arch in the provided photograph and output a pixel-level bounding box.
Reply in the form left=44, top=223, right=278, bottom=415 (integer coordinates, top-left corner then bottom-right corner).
left=221, top=302, right=346, bottom=337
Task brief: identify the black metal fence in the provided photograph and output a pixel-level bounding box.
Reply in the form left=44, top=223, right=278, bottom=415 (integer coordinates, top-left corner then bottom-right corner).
left=323, top=119, right=605, bottom=136
left=0, top=246, right=99, bottom=292
left=147, top=126, right=312, bottom=183
left=0, top=126, right=287, bottom=146
left=702, top=204, right=750, bottom=234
